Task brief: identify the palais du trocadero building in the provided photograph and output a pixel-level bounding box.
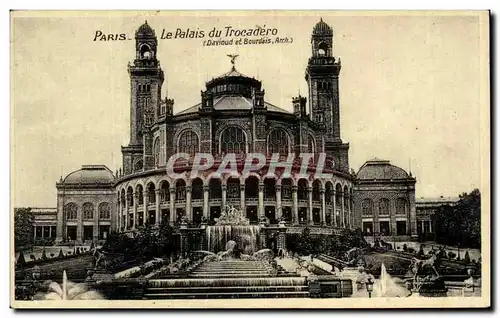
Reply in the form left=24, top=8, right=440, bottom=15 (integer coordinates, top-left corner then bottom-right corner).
left=54, top=20, right=418, bottom=244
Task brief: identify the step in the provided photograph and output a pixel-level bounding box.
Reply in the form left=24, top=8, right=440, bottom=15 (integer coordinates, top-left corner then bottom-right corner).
left=143, top=291, right=310, bottom=299
left=148, top=277, right=307, bottom=288
left=146, top=285, right=309, bottom=294
left=189, top=273, right=272, bottom=278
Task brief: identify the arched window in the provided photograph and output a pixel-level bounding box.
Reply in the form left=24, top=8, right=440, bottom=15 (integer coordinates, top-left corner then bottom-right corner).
left=281, top=178, right=293, bottom=200
left=209, top=178, right=222, bottom=199
left=220, top=127, right=246, bottom=154
left=99, top=202, right=111, bottom=219
left=362, top=199, right=373, bottom=216
left=298, top=179, right=308, bottom=201
left=317, top=42, right=328, bottom=56
left=191, top=178, right=203, bottom=200
left=127, top=187, right=134, bottom=206
left=307, top=135, right=315, bottom=153
left=396, top=198, right=408, bottom=215
left=134, top=159, right=143, bottom=172
left=136, top=185, right=144, bottom=205
left=178, top=130, right=199, bottom=155
left=147, top=182, right=156, bottom=204
left=176, top=180, right=186, bottom=202
left=268, top=129, right=289, bottom=156
left=312, top=180, right=321, bottom=202
left=140, top=44, right=152, bottom=59
left=379, top=199, right=390, bottom=216
left=325, top=182, right=333, bottom=203
left=153, top=138, right=160, bottom=167
left=65, top=203, right=77, bottom=220
left=226, top=178, right=240, bottom=199
left=83, top=202, right=94, bottom=220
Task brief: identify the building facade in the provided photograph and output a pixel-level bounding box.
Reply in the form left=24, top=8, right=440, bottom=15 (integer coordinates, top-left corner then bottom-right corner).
left=113, top=20, right=353, bottom=233
left=55, top=165, right=116, bottom=243
left=45, top=20, right=447, bottom=243
left=353, top=158, right=417, bottom=239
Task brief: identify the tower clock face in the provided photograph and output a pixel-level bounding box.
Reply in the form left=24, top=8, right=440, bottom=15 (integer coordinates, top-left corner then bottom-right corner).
left=317, top=48, right=326, bottom=56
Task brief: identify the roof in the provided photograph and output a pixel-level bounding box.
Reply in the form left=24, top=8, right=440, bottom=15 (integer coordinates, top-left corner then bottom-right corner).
left=175, top=95, right=292, bottom=116
left=63, top=165, right=115, bottom=185
left=416, top=197, right=460, bottom=204
left=313, top=18, right=333, bottom=36
left=357, top=158, right=410, bottom=180
left=136, top=21, right=155, bottom=37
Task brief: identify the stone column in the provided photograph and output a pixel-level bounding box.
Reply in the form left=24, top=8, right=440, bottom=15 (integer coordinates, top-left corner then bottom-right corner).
left=143, top=189, right=148, bottom=225
left=55, top=193, right=65, bottom=243
left=320, top=188, right=326, bottom=225
left=292, top=185, right=298, bottom=225
left=332, top=190, right=337, bottom=227
left=409, top=191, right=418, bottom=237
left=77, top=205, right=83, bottom=242
left=258, top=184, right=264, bottom=218
left=41, top=226, right=44, bottom=238
left=94, top=207, right=99, bottom=241
left=221, top=185, right=227, bottom=209
left=240, top=184, right=246, bottom=213
left=33, top=225, right=36, bottom=239
left=340, top=191, right=345, bottom=228
left=307, top=187, right=313, bottom=225
left=117, top=198, right=121, bottom=232
left=276, top=185, right=282, bottom=220
left=125, top=195, right=129, bottom=231
left=155, top=189, right=161, bottom=225
left=186, top=186, right=192, bottom=222
left=203, top=185, right=209, bottom=219
left=132, top=192, right=138, bottom=230
left=169, top=188, right=176, bottom=223
left=49, top=226, right=52, bottom=238
left=429, top=220, right=432, bottom=233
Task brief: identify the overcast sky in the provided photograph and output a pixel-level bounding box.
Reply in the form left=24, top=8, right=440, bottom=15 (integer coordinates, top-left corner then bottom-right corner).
left=11, top=11, right=487, bottom=207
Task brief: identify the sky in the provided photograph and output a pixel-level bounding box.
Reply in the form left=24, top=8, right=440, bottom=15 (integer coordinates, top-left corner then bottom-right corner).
left=11, top=11, right=487, bottom=207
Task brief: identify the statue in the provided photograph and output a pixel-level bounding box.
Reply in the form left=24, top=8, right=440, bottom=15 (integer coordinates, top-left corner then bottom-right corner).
left=214, top=205, right=250, bottom=226
left=92, top=247, right=108, bottom=270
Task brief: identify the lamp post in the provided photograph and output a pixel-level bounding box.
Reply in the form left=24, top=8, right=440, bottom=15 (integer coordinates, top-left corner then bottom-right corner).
left=366, top=277, right=374, bottom=298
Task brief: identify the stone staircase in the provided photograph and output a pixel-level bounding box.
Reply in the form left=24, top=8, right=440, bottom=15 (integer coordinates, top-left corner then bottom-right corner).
left=144, top=260, right=309, bottom=299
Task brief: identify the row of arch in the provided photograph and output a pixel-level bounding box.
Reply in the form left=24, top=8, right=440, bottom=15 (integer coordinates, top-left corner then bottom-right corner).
left=117, top=176, right=353, bottom=207
left=153, top=126, right=318, bottom=163
left=64, top=202, right=111, bottom=221
left=361, top=198, right=409, bottom=216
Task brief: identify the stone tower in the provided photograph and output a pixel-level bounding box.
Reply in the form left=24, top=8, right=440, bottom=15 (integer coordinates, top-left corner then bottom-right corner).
left=122, top=21, right=165, bottom=174
left=306, top=19, right=349, bottom=172
left=128, top=21, right=164, bottom=146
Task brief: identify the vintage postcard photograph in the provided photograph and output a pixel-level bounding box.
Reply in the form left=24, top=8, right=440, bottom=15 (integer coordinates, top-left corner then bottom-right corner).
left=10, top=10, right=490, bottom=309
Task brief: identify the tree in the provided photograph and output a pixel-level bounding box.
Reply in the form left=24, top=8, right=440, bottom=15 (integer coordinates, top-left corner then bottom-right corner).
left=464, top=251, right=471, bottom=263
left=435, top=189, right=481, bottom=248
left=14, top=208, right=34, bottom=251
left=16, top=251, right=26, bottom=269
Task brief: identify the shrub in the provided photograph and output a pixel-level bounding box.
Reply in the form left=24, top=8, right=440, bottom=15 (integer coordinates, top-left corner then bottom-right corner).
left=447, top=252, right=457, bottom=259
left=403, top=244, right=408, bottom=252
left=67, top=251, right=72, bottom=255
left=50, top=253, right=55, bottom=258
left=30, top=254, right=35, bottom=261
left=58, top=249, right=64, bottom=258
left=407, top=247, right=415, bottom=254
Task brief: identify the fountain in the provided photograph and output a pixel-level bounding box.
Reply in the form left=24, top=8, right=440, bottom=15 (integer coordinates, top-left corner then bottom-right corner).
left=33, top=270, right=104, bottom=300
left=206, top=206, right=261, bottom=254
left=372, top=263, right=410, bottom=297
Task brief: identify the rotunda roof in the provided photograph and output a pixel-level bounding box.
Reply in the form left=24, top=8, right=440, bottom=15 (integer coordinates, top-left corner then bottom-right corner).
left=63, top=165, right=115, bottom=184
left=357, top=158, right=410, bottom=180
